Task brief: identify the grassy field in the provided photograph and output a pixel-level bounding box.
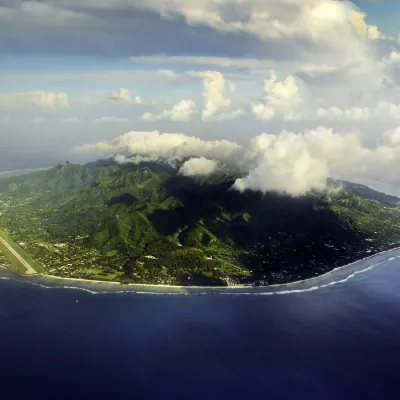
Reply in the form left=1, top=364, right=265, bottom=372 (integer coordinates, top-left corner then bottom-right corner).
left=0, top=229, right=45, bottom=275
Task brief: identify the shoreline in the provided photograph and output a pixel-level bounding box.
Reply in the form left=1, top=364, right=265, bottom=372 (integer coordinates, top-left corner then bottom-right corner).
left=15, top=245, right=399, bottom=291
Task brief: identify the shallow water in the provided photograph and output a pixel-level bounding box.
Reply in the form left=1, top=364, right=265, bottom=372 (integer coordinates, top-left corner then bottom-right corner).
left=1, top=252, right=399, bottom=399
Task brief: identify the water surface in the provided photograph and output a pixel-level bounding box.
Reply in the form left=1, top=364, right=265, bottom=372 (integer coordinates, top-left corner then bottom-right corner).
left=0, top=252, right=399, bottom=399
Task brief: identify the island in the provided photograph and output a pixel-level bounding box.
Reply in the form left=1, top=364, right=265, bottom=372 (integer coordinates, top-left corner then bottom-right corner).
left=0, top=159, right=399, bottom=286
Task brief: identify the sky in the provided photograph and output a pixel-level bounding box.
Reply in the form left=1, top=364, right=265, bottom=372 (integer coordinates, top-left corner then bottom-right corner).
left=1, top=0, right=400, bottom=194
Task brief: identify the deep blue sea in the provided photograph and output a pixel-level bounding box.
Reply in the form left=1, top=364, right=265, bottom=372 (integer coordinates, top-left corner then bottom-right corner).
left=1, top=251, right=400, bottom=400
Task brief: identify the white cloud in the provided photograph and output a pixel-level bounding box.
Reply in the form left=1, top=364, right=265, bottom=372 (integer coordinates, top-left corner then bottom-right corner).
left=134, top=96, right=142, bottom=105
left=61, top=117, right=80, bottom=123
left=179, top=157, right=218, bottom=177
left=316, top=101, right=400, bottom=121
left=76, top=127, right=400, bottom=196
left=169, top=99, right=196, bottom=121
left=218, top=109, right=246, bottom=121
left=188, top=71, right=234, bottom=120
left=252, top=71, right=302, bottom=120
left=234, top=126, right=400, bottom=196
left=76, top=130, right=241, bottom=161
left=109, top=88, right=132, bottom=103
left=140, top=99, right=196, bottom=122
left=113, top=154, right=160, bottom=164
left=384, top=127, right=400, bottom=147
left=134, top=0, right=368, bottom=47
left=156, top=69, right=182, bottom=79
left=140, top=112, right=163, bottom=122
left=350, top=10, right=385, bottom=40
left=92, top=117, right=130, bottom=124
left=0, top=91, right=69, bottom=110
left=316, top=106, right=371, bottom=121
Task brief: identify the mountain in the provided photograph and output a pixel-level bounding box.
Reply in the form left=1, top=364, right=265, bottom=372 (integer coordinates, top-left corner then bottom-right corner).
left=0, top=160, right=399, bottom=286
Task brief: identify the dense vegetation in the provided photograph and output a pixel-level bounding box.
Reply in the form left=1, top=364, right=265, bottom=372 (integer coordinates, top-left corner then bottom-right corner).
left=0, top=160, right=399, bottom=286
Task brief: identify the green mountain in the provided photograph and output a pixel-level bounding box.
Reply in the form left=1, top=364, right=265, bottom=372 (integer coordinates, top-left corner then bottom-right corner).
left=0, top=160, right=399, bottom=286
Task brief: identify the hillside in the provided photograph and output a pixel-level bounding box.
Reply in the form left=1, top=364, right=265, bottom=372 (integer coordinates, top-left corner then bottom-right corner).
left=0, top=160, right=399, bottom=286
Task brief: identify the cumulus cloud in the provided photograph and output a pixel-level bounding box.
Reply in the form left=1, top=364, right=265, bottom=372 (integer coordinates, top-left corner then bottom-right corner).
left=179, top=157, right=218, bottom=177
left=350, top=10, right=385, bottom=40
left=92, top=117, right=130, bottom=124
left=77, top=127, right=400, bottom=196
left=0, top=92, right=69, bottom=110
left=156, top=69, right=182, bottom=79
left=134, top=0, right=374, bottom=53
left=234, top=127, right=400, bottom=195
left=252, top=71, right=302, bottom=120
left=188, top=71, right=234, bottom=120
left=113, top=154, right=160, bottom=165
left=76, top=130, right=241, bottom=161
left=384, top=127, right=400, bottom=147
left=109, top=88, right=132, bottom=103
left=140, top=99, right=196, bottom=122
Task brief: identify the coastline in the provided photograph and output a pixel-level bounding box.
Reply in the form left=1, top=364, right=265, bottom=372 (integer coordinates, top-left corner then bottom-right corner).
left=6, top=244, right=397, bottom=292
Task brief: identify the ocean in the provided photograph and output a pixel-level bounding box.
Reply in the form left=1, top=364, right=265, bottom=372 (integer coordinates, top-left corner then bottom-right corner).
left=1, top=251, right=400, bottom=400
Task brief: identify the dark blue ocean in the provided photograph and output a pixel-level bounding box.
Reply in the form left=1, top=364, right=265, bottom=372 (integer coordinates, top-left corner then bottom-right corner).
left=1, top=251, right=400, bottom=400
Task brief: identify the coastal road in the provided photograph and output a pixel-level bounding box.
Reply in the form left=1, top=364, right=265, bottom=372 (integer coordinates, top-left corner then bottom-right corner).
left=0, top=236, right=37, bottom=275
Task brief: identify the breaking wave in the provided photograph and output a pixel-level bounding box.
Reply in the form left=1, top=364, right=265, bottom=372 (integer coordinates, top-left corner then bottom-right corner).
left=1, top=249, right=399, bottom=296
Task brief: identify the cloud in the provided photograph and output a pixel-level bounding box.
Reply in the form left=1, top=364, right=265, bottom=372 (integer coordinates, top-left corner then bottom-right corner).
left=234, top=126, right=400, bottom=196
left=188, top=71, right=234, bottom=120
left=1, top=0, right=391, bottom=75
left=316, top=106, right=370, bottom=121
left=131, top=56, right=274, bottom=70
left=156, top=69, right=182, bottom=79
left=134, top=0, right=368, bottom=48
left=76, top=130, right=241, bottom=161
left=384, top=127, right=400, bottom=147
left=0, top=92, right=69, bottom=110
left=61, top=117, right=80, bottom=123
left=218, top=109, right=246, bottom=121
left=350, top=10, right=385, bottom=40
left=140, top=99, right=196, bottom=122
left=92, top=117, right=130, bottom=124
left=109, top=88, right=132, bottom=103
left=134, top=96, right=142, bottom=105
left=179, top=157, right=218, bottom=176
left=297, top=56, right=385, bottom=92
left=316, top=101, right=400, bottom=121
left=77, top=127, right=400, bottom=196
left=252, top=71, right=302, bottom=120
left=113, top=154, right=160, bottom=165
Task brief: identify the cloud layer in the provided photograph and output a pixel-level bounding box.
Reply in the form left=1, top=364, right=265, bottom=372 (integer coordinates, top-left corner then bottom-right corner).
left=77, top=127, right=400, bottom=196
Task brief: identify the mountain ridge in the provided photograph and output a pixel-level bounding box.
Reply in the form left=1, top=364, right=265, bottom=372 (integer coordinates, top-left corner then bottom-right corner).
left=0, top=159, right=399, bottom=286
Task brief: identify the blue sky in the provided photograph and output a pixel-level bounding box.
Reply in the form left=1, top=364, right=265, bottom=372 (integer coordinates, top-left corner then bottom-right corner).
left=1, top=0, right=400, bottom=194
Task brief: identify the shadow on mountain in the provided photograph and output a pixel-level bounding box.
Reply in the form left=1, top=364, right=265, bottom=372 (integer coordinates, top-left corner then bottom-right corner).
left=107, top=193, right=137, bottom=207
left=149, top=175, right=366, bottom=279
